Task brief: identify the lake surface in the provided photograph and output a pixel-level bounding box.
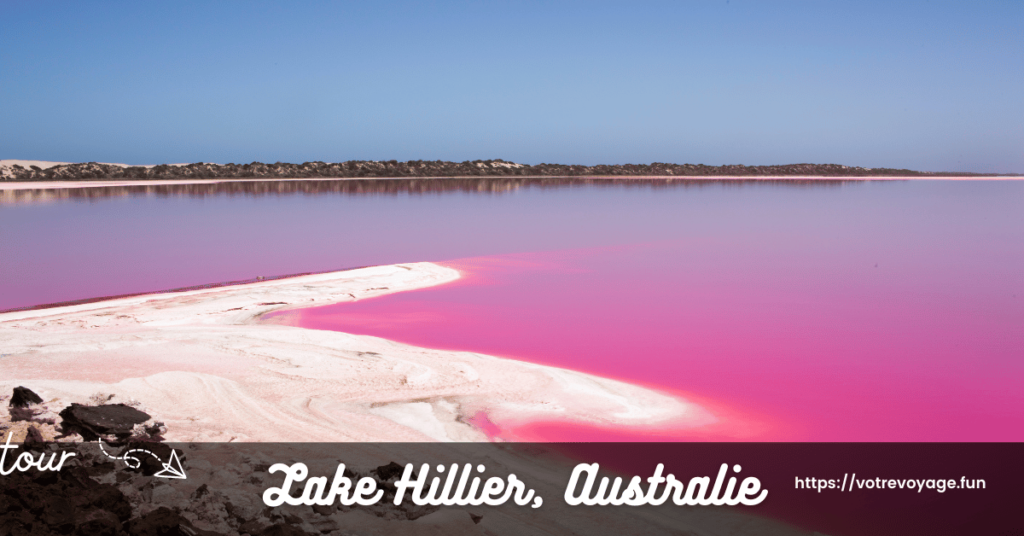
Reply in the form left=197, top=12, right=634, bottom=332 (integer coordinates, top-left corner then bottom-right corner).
left=3, top=179, right=1021, bottom=441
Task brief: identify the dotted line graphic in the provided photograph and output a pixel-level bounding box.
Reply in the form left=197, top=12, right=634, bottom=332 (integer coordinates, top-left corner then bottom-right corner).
left=97, top=440, right=186, bottom=479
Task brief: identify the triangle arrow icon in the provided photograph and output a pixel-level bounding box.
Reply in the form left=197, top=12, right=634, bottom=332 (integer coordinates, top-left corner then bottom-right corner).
left=154, top=449, right=187, bottom=479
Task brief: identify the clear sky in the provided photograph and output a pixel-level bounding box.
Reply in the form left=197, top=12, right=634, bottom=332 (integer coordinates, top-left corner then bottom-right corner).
left=2, top=1, right=1021, bottom=172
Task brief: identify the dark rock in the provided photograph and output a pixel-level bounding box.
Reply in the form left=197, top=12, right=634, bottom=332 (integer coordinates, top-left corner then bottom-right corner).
left=127, top=506, right=225, bottom=536
left=9, top=386, right=43, bottom=408
left=311, top=504, right=333, bottom=516
left=59, top=465, right=103, bottom=492
left=224, top=502, right=247, bottom=522
left=402, top=504, right=440, bottom=521
left=0, top=450, right=138, bottom=536
left=31, top=468, right=59, bottom=486
left=84, top=461, right=116, bottom=478
left=375, top=461, right=404, bottom=481
left=0, top=514, right=32, bottom=536
left=58, top=403, right=151, bottom=441
left=38, top=496, right=75, bottom=532
left=73, top=508, right=121, bottom=536
left=191, top=484, right=210, bottom=501
left=85, top=484, right=133, bottom=522
left=238, top=519, right=270, bottom=535
left=22, top=426, right=44, bottom=447
left=142, top=421, right=167, bottom=440
left=257, top=524, right=315, bottom=536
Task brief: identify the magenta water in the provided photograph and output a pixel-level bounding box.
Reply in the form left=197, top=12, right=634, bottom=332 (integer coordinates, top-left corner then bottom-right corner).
left=278, top=240, right=1023, bottom=442
left=3, top=180, right=1022, bottom=441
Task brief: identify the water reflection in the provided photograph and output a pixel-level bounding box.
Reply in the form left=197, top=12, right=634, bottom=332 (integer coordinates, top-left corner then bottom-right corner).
left=0, top=177, right=852, bottom=204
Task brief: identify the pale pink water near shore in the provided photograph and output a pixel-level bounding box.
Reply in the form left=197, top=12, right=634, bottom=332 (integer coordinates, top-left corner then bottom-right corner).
left=279, top=241, right=1023, bottom=442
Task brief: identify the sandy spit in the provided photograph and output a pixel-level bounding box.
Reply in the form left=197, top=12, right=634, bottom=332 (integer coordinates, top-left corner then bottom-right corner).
left=0, top=262, right=712, bottom=442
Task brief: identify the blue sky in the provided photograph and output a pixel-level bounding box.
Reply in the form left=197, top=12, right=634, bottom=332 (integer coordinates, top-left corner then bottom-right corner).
left=2, top=1, right=1021, bottom=172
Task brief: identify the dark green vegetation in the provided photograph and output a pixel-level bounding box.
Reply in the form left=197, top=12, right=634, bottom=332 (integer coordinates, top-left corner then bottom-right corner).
left=1, top=160, right=1000, bottom=181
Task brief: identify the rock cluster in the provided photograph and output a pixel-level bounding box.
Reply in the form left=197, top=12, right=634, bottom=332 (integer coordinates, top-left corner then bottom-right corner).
left=0, top=387, right=474, bottom=535
left=1, top=464, right=134, bottom=536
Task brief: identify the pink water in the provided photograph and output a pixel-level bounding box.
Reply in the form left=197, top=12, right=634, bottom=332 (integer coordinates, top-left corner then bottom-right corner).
left=4, top=179, right=1022, bottom=441
left=279, top=240, right=1023, bottom=442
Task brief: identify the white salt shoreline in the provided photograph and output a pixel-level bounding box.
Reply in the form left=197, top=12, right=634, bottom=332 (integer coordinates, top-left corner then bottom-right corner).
left=0, top=262, right=712, bottom=442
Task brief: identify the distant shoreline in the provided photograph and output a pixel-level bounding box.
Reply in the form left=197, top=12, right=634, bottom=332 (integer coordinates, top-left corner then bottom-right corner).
left=2, top=159, right=1018, bottom=183
left=1, top=174, right=1020, bottom=191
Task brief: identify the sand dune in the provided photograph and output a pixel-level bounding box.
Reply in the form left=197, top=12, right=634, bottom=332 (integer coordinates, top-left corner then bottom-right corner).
left=0, top=159, right=75, bottom=169
left=0, top=263, right=711, bottom=442
left=0, top=160, right=199, bottom=181
left=0, top=159, right=196, bottom=169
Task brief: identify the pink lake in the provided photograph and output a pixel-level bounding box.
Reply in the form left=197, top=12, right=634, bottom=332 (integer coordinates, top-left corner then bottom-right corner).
left=4, top=179, right=1022, bottom=441
left=271, top=194, right=1023, bottom=441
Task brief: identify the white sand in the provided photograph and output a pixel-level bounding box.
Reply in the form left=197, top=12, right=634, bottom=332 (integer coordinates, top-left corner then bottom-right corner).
left=0, top=263, right=711, bottom=442
left=0, top=159, right=75, bottom=170
left=0, top=159, right=195, bottom=169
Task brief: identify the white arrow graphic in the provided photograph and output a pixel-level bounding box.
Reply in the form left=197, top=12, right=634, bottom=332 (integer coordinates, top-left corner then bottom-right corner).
left=153, top=448, right=186, bottom=479
left=97, top=440, right=187, bottom=479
